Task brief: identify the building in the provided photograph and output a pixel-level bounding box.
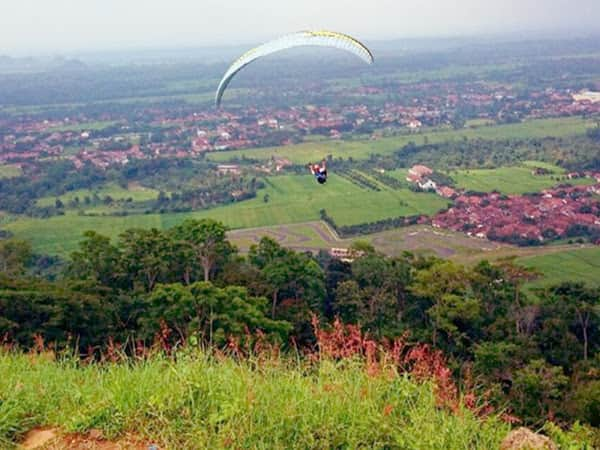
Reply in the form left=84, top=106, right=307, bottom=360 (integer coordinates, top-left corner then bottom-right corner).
left=408, top=165, right=433, bottom=179
left=217, top=164, right=241, bottom=175
left=329, top=247, right=363, bottom=262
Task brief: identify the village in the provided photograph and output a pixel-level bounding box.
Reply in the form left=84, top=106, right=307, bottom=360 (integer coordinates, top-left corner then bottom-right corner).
left=1, top=81, right=599, bottom=170
left=431, top=180, right=600, bottom=245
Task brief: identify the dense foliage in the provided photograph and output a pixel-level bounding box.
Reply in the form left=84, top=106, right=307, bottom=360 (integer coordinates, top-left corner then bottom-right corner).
left=1, top=220, right=599, bottom=435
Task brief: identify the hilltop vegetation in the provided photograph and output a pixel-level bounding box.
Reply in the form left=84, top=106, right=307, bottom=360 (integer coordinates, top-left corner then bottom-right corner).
left=0, top=345, right=512, bottom=449
left=1, top=219, right=599, bottom=447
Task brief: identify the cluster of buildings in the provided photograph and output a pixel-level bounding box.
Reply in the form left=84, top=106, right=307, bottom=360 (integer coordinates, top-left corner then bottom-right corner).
left=1, top=82, right=599, bottom=171
left=406, top=165, right=457, bottom=198
left=432, top=184, right=600, bottom=244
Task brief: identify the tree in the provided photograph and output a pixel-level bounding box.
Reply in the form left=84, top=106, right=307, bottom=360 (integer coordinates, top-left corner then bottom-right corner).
left=494, top=258, right=540, bottom=336
left=411, top=260, right=480, bottom=351
left=143, top=282, right=291, bottom=345
left=262, top=252, right=325, bottom=319
left=349, top=239, right=375, bottom=257
left=249, top=238, right=325, bottom=319
left=571, top=380, right=600, bottom=427
left=248, top=236, right=288, bottom=269
left=346, top=253, right=411, bottom=336
left=68, top=231, right=121, bottom=287
left=543, top=283, right=599, bottom=361
left=0, top=239, right=32, bottom=277
left=0, top=277, right=114, bottom=351
left=171, top=219, right=234, bottom=282
left=118, top=228, right=172, bottom=292
left=334, top=280, right=364, bottom=323
left=511, top=359, right=568, bottom=425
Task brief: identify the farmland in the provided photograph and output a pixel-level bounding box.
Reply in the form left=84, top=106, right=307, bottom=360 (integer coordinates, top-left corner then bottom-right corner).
left=447, top=162, right=595, bottom=194
left=518, top=247, right=600, bottom=289
left=36, top=183, right=161, bottom=207
left=230, top=222, right=600, bottom=289
left=48, top=120, right=118, bottom=132
left=6, top=174, right=448, bottom=255
left=207, top=116, right=594, bottom=163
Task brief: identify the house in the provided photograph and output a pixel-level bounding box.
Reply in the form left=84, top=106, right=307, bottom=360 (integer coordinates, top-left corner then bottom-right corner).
left=217, top=164, right=241, bottom=175
left=419, top=179, right=437, bottom=190
left=274, top=158, right=292, bottom=172
left=407, top=119, right=422, bottom=130
left=436, top=186, right=457, bottom=198
left=408, top=165, right=433, bottom=178
left=329, top=247, right=363, bottom=262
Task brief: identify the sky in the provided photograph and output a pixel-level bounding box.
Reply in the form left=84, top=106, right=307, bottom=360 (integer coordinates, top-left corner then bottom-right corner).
left=1, top=0, right=599, bottom=54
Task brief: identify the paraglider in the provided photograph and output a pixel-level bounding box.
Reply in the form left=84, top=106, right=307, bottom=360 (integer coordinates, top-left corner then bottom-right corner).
left=308, top=160, right=328, bottom=184
left=215, top=30, right=374, bottom=107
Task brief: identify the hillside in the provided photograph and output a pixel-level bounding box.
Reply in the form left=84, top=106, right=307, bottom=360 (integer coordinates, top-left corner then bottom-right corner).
left=0, top=350, right=521, bottom=449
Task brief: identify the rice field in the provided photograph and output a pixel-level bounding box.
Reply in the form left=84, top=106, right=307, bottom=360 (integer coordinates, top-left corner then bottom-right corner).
left=207, top=117, right=594, bottom=164
left=447, top=162, right=595, bottom=194
left=6, top=174, right=448, bottom=255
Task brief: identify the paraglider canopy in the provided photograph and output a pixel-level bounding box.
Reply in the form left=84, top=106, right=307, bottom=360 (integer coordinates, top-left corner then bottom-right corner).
left=215, top=30, right=374, bottom=107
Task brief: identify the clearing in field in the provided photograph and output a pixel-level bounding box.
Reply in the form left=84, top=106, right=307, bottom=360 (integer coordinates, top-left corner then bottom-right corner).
left=207, top=116, right=593, bottom=163
left=447, top=162, right=594, bottom=195
left=6, top=175, right=448, bottom=255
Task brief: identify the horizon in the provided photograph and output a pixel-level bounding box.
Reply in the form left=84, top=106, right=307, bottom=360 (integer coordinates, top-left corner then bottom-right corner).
left=1, top=0, right=599, bottom=56
left=2, top=28, right=600, bottom=62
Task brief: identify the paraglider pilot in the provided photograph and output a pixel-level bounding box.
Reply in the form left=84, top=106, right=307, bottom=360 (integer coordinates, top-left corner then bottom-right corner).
left=308, top=159, right=327, bottom=184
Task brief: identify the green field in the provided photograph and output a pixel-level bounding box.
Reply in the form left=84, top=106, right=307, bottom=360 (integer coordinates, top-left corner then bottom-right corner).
left=0, top=164, right=22, bottom=179
left=208, top=117, right=593, bottom=163
left=48, top=120, right=118, bottom=132
left=36, top=183, right=161, bottom=207
left=448, top=162, right=595, bottom=194
left=519, top=247, right=600, bottom=289
left=6, top=175, right=448, bottom=255
left=465, top=118, right=496, bottom=128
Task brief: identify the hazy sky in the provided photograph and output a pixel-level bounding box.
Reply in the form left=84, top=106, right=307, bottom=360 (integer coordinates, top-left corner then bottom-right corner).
left=1, top=0, right=599, bottom=54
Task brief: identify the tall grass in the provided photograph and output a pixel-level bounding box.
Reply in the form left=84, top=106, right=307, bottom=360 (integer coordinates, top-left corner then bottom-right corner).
left=0, top=348, right=510, bottom=449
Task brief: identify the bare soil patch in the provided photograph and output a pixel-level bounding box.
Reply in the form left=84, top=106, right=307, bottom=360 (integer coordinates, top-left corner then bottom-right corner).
left=19, top=428, right=154, bottom=450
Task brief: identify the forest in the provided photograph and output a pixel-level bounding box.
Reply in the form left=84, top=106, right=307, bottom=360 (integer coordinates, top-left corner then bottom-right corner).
left=1, top=218, right=599, bottom=436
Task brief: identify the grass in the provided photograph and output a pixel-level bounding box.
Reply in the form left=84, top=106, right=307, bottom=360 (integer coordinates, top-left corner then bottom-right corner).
left=447, top=163, right=594, bottom=195
left=36, top=183, right=161, bottom=207
left=207, top=116, right=594, bottom=163
left=0, top=164, right=22, bottom=179
left=7, top=175, right=448, bottom=256
left=48, top=120, right=118, bottom=132
left=518, top=247, right=600, bottom=290
left=465, top=118, right=496, bottom=128
left=0, top=351, right=510, bottom=449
